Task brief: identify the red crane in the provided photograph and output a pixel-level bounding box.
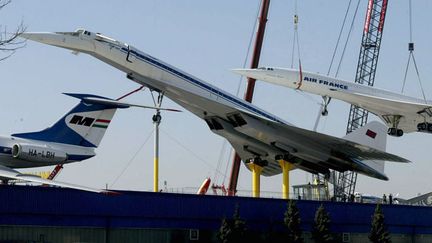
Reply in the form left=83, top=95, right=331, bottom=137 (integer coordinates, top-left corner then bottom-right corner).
left=227, top=0, right=271, bottom=196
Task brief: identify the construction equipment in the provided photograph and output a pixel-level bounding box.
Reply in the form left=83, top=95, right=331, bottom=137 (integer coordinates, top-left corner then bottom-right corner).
left=227, top=0, right=271, bottom=196
left=334, top=0, right=389, bottom=201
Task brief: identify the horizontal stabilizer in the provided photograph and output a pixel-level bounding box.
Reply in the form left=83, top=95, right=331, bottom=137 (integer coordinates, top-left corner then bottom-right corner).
left=64, top=93, right=130, bottom=108
left=13, top=93, right=181, bottom=148
left=65, top=93, right=181, bottom=111
left=82, top=97, right=182, bottom=112
left=13, top=93, right=125, bottom=148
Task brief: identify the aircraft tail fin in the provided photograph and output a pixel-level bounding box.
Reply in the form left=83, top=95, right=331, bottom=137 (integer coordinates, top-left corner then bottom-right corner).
left=343, top=121, right=387, bottom=174
left=12, top=93, right=129, bottom=148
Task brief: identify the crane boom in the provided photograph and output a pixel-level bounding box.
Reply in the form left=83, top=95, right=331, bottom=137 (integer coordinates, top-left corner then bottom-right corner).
left=335, top=0, right=389, bottom=200
left=227, top=0, right=271, bottom=196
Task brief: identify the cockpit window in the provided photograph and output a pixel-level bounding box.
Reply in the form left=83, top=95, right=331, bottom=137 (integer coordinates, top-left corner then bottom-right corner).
left=258, top=67, right=274, bottom=71
left=71, top=29, right=92, bottom=36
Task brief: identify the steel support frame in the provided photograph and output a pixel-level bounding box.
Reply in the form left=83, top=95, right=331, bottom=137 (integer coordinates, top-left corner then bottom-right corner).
left=334, top=0, right=388, bottom=201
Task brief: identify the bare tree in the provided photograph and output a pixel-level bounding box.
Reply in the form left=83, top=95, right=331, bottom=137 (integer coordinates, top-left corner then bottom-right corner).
left=0, top=0, right=26, bottom=61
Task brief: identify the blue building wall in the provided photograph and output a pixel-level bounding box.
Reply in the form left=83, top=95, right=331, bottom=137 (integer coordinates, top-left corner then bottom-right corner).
left=0, top=185, right=429, bottom=235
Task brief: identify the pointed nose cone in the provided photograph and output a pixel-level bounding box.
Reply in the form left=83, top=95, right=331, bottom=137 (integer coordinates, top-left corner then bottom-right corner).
left=19, top=32, right=40, bottom=40
left=20, top=32, right=93, bottom=53
left=19, top=32, right=43, bottom=40
left=20, top=32, right=64, bottom=46
left=232, top=68, right=268, bottom=81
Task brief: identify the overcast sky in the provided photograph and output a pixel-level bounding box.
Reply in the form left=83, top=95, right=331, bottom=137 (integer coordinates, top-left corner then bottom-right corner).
left=1, top=0, right=432, bottom=199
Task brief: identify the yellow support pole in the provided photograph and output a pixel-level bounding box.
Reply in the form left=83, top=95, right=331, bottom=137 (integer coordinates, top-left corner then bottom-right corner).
left=278, top=160, right=294, bottom=199
left=247, top=162, right=263, bottom=198
left=152, top=93, right=163, bottom=193
left=154, top=156, right=159, bottom=192
left=153, top=109, right=161, bottom=193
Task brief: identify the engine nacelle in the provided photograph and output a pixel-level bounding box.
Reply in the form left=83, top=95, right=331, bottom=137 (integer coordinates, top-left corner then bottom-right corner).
left=12, top=144, right=67, bottom=163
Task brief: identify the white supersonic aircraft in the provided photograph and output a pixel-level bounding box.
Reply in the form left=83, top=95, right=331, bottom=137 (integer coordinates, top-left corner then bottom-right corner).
left=0, top=93, right=178, bottom=193
left=21, top=29, right=410, bottom=180
left=233, top=67, right=432, bottom=137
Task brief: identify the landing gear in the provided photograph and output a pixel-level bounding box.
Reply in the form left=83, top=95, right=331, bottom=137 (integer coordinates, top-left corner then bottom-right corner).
left=387, top=128, right=403, bottom=137
left=321, top=96, right=331, bottom=116
left=322, top=109, right=328, bottom=116
left=383, top=115, right=404, bottom=137
left=417, top=122, right=432, bottom=133
left=151, top=91, right=164, bottom=125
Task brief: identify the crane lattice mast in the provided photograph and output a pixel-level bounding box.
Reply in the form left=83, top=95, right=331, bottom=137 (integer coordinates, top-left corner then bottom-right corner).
left=334, top=0, right=389, bottom=201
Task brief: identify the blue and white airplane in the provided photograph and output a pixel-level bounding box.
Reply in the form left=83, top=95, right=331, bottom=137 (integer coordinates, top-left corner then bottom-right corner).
left=0, top=93, right=178, bottom=193
left=233, top=67, right=432, bottom=137
left=20, top=29, right=410, bottom=180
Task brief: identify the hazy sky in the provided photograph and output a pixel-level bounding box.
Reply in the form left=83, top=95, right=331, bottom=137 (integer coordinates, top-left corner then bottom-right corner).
left=2, top=0, right=432, bottom=199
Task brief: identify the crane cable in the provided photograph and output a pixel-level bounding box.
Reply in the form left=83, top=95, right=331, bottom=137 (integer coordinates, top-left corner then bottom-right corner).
left=288, top=0, right=326, bottom=131
left=160, top=128, right=227, bottom=178
left=290, top=0, right=303, bottom=89
left=213, top=0, right=262, bottom=186
left=327, top=0, right=353, bottom=76
left=334, top=0, right=361, bottom=78
left=401, top=0, right=427, bottom=102
left=110, top=129, right=154, bottom=188
left=287, top=1, right=316, bottom=106
left=313, top=0, right=360, bottom=132
left=109, top=86, right=151, bottom=188
left=55, top=84, right=146, bottom=188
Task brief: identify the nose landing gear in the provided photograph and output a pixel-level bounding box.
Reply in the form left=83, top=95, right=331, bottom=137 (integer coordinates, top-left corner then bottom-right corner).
left=321, top=96, right=331, bottom=116
left=383, top=115, right=404, bottom=137
left=387, top=128, right=403, bottom=137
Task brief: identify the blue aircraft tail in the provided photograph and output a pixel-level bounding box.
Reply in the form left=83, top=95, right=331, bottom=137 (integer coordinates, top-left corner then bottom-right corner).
left=12, top=93, right=128, bottom=148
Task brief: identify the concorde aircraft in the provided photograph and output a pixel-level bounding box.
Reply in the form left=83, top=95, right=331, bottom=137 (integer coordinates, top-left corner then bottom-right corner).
left=233, top=68, right=432, bottom=137
left=0, top=93, right=179, bottom=193
left=21, top=29, right=410, bottom=180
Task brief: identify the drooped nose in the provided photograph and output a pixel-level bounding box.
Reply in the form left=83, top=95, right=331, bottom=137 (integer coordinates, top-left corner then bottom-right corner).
left=20, top=32, right=66, bottom=46
left=20, top=32, right=94, bottom=53
left=231, top=68, right=267, bottom=80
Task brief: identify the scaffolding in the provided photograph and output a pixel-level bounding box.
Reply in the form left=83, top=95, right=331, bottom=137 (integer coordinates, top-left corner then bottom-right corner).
left=334, top=0, right=389, bottom=200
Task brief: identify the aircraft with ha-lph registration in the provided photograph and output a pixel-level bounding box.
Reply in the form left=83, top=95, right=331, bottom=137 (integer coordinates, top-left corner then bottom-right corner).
left=21, top=28, right=411, bottom=181
left=0, top=93, right=180, bottom=193
left=233, top=67, right=432, bottom=137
